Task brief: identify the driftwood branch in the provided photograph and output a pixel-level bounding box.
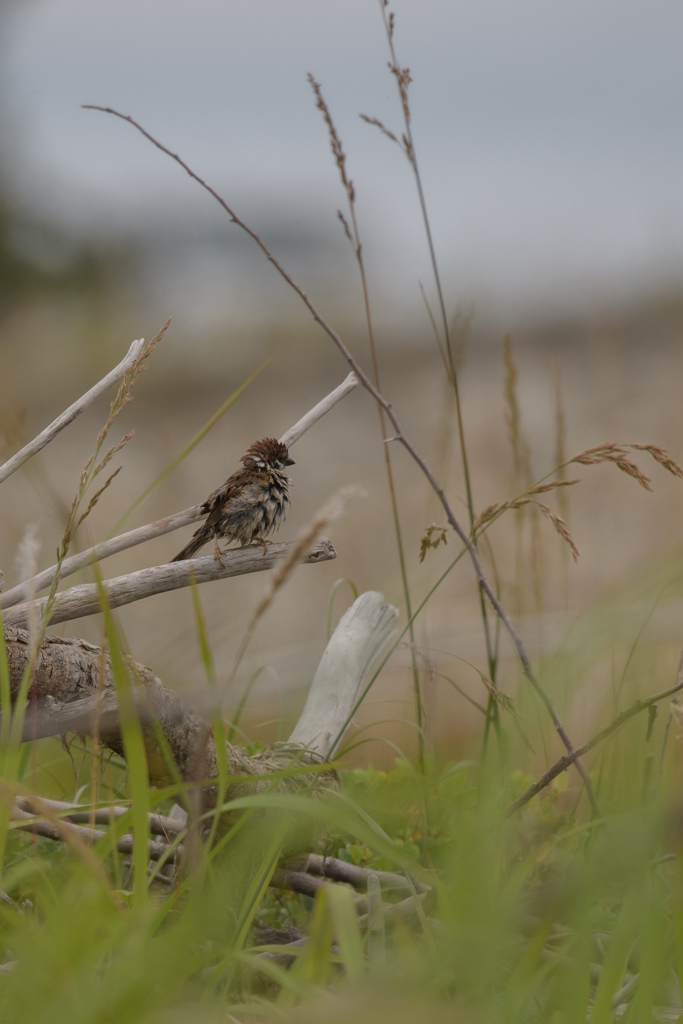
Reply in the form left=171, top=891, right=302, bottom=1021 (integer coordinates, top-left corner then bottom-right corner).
left=2, top=539, right=336, bottom=628
left=0, top=506, right=199, bottom=610
left=0, top=338, right=148, bottom=487
left=15, top=795, right=187, bottom=837
left=302, top=853, right=428, bottom=897
left=288, top=591, right=398, bottom=758
left=4, top=591, right=392, bottom=799
left=11, top=799, right=182, bottom=863
left=5, top=624, right=225, bottom=788
left=272, top=867, right=368, bottom=913
left=1, top=373, right=357, bottom=611
left=278, top=372, right=358, bottom=449
left=3, top=595, right=426, bottom=910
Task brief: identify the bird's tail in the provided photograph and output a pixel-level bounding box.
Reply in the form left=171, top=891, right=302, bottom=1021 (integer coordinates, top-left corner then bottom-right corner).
left=171, top=529, right=209, bottom=562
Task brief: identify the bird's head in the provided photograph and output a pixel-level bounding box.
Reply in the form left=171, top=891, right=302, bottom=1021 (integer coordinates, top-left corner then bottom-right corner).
left=242, top=437, right=295, bottom=471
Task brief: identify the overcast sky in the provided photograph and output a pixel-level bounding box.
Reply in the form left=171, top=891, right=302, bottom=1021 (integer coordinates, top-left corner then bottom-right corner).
left=4, top=0, right=683, bottom=315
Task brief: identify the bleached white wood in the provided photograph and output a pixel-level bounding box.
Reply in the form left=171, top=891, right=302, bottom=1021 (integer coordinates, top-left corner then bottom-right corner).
left=3, top=538, right=336, bottom=628
left=279, top=372, right=358, bottom=449
left=0, top=338, right=147, bottom=486
left=288, top=591, right=398, bottom=758
left=0, top=505, right=201, bottom=610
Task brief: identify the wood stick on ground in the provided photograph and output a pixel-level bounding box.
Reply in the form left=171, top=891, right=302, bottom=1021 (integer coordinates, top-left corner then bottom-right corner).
left=11, top=802, right=182, bottom=862
left=14, top=795, right=187, bottom=838
left=303, top=853, right=429, bottom=895
left=1, top=373, right=357, bottom=611
left=2, top=539, right=336, bottom=628
left=3, top=592, right=399, bottom=869
left=271, top=867, right=368, bottom=914
left=0, top=337, right=148, bottom=487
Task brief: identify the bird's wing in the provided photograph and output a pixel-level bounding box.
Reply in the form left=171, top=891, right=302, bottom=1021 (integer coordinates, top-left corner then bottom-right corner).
left=200, top=469, right=246, bottom=528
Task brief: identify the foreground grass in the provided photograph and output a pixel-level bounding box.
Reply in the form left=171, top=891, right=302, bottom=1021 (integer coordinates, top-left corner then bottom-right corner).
left=0, top=728, right=680, bottom=1023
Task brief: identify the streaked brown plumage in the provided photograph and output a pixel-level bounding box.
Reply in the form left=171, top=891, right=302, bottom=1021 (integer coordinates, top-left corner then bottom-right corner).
left=172, top=438, right=294, bottom=562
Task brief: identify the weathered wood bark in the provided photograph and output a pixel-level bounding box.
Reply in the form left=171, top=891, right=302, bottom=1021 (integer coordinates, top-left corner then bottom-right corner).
left=2, top=591, right=398, bottom=807
left=5, top=625, right=228, bottom=792
left=2, top=539, right=337, bottom=628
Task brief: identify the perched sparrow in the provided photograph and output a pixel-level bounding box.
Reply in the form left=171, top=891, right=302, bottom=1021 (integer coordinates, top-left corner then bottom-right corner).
left=172, top=437, right=295, bottom=563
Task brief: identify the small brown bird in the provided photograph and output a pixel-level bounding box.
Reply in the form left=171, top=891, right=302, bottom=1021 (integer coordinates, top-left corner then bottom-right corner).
left=172, top=437, right=295, bottom=563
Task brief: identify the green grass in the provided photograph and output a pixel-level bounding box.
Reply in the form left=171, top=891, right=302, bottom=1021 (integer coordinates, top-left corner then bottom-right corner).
left=0, top=741, right=680, bottom=1022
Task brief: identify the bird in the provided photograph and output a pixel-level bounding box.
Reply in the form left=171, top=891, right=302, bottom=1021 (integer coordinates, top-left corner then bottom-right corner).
left=172, top=437, right=295, bottom=563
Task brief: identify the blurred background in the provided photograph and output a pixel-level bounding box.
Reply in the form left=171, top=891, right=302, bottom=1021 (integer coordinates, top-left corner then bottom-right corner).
left=1, top=0, right=683, bottom=768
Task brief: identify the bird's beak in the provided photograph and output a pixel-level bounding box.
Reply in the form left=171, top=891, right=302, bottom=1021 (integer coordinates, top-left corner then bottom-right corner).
left=286, top=457, right=295, bottom=466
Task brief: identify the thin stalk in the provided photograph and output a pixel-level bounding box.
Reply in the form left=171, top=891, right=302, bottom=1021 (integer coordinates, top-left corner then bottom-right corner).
left=308, top=74, right=424, bottom=769
left=507, top=666, right=683, bottom=816
left=375, top=3, right=500, bottom=748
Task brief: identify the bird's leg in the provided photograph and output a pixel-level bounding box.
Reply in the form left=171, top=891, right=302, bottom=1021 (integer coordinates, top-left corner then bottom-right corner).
left=213, top=538, right=227, bottom=568
left=256, top=538, right=272, bottom=556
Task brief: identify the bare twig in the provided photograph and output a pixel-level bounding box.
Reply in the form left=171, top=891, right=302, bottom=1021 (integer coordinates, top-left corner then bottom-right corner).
left=82, top=105, right=599, bottom=815
left=271, top=867, right=366, bottom=913
left=303, top=853, right=427, bottom=896
left=0, top=337, right=149, bottom=486
left=11, top=801, right=181, bottom=863
left=2, top=539, right=337, bottom=628
left=14, top=795, right=187, bottom=838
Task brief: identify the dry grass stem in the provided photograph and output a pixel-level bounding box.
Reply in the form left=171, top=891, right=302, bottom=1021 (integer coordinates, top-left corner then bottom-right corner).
left=307, top=75, right=426, bottom=764
left=567, top=441, right=683, bottom=491
left=630, top=443, right=683, bottom=477
left=535, top=503, right=580, bottom=563
left=308, top=74, right=355, bottom=205
left=527, top=479, right=579, bottom=495
left=503, top=335, right=533, bottom=490
left=472, top=480, right=578, bottom=533
left=507, top=651, right=683, bottom=815
left=40, top=324, right=170, bottom=630
left=358, top=113, right=401, bottom=149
